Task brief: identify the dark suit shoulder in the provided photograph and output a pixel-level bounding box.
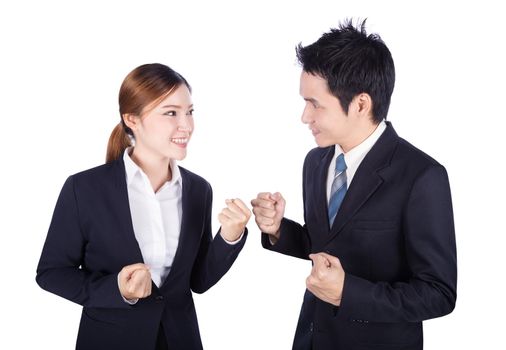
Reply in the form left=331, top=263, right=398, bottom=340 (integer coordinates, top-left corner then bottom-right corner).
left=391, top=138, right=446, bottom=186
left=72, top=162, right=116, bottom=179
left=395, top=137, right=443, bottom=170
left=69, top=161, right=119, bottom=188
left=304, top=146, right=332, bottom=166
left=179, top=166, right=212, bottom=191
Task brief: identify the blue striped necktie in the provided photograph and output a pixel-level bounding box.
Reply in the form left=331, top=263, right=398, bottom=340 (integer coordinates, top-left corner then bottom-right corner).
left=328, top=153, right=347, bottom=227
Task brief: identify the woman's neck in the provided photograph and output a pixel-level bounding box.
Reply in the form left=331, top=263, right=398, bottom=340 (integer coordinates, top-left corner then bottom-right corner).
left=130, top=147, right=172, bottom=193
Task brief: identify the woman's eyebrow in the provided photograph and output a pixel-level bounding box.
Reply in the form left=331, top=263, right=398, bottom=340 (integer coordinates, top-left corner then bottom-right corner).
left=160, top=104, right=194, bottom=109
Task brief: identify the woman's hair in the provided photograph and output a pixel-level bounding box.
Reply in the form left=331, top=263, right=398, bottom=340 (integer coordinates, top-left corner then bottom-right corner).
left=106, top=63, right=191, bottom=163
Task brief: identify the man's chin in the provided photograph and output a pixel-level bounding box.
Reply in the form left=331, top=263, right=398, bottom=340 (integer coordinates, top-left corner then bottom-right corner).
left=315, top=138, right=333, bottom=148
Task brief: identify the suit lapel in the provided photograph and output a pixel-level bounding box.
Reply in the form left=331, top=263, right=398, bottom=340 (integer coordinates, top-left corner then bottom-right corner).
left=327, top=167, right=383, bottom=241
left=111, top=158, right=145, bottom=263
left=159, top=167, right=199, bottom=290
left=325, top=122, right=399, bottom=245
left=111, top=159, right=204, bottom=290
left=311, top=147, right=335, bottom=232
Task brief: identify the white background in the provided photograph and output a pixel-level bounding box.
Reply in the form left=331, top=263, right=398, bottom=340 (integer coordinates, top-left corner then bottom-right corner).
left=1, top=0, right=504, bottom=349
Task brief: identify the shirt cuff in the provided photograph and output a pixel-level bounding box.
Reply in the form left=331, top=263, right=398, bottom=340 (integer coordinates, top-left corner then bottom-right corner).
left=222, top=230, right=245, bottom=245
left=117, top=273, right=139, bottom=305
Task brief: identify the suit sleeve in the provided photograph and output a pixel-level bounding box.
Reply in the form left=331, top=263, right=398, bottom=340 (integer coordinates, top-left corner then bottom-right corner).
left=190, top=183, right=247, bottom=293
left=261, top=219, right=311, bottom=260
left=261, top=150, right=313, bottom=260
left=36, top=176, right=132, bottom=309
left=339, top=165, right=457, bottom=322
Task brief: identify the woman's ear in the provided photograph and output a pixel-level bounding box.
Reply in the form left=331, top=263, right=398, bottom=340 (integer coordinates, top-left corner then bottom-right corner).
left=122, top=113, right=139, bottom=131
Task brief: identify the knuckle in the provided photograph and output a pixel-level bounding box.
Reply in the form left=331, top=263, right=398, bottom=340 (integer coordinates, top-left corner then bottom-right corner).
left=263, top=209, right=273, bottom=216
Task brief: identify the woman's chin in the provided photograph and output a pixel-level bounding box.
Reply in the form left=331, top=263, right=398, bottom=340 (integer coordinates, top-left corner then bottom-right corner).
left=169, top=149, right=187, bottom=161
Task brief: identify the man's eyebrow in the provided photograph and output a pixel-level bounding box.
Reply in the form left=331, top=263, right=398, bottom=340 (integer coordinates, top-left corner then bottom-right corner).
left=304, top=98, right=319, bottom=104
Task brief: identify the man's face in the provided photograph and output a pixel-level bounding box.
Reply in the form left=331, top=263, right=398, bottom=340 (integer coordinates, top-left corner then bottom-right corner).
left=299, top=71, right=361, bottom=149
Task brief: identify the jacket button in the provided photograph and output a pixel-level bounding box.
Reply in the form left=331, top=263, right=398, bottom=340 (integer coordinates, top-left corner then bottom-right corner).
left=156, top=295, right=164, bottom=302
left=310, top=322, right=314, bottom=332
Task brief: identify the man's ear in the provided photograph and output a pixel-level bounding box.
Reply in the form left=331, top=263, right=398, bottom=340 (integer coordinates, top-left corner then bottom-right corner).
left=122, top=113, right=139, bottom=131
left=354, top=93, right=373, bottom=117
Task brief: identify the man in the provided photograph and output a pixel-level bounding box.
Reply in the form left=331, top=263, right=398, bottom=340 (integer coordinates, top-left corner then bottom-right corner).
left=251, top=19, right=456, bottom=350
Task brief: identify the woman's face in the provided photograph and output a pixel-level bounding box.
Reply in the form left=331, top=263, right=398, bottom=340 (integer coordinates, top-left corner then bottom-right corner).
left=129, top=84, right=194, bottom=162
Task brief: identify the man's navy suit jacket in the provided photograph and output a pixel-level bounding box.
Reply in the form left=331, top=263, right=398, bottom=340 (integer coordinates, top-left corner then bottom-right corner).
left=263, top=122, right=456, bottom=350
left=37, top=157, right=246, bottom=349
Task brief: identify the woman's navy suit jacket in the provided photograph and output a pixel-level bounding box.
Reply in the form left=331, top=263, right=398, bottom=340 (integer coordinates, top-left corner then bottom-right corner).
left=36, top=157, right=247, bottom=349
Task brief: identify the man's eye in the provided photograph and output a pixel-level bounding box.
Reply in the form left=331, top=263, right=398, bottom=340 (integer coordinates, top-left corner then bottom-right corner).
left=187, top=109, right=194, bottom=116
left=164, top=111, right=177, bottom=117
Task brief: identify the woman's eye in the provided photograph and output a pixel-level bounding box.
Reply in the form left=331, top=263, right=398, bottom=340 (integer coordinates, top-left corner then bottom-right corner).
left=164, top=111, right=177, bottom=117
left=187, top=109, right=194, bottom=116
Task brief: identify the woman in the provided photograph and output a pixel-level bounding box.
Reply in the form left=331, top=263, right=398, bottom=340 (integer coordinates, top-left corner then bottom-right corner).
left=36, top=63, right=251, bottom=350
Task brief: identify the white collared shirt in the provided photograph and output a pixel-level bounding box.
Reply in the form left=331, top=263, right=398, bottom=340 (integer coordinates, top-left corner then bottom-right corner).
left=119, top=148, right=242, bottom=303
left=123, top=148, right=182, bottom=288
left=326, top=120, right=387, bottom=203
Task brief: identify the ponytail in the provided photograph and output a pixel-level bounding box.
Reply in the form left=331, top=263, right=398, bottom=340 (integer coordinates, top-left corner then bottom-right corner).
left=106, top=123, right=131, bottom=163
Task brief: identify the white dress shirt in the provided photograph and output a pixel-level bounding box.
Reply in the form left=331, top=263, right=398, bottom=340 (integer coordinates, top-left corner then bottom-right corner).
left=269, top=121, right=387, bottom=246
left=119, top=148, right=243, bottom=302
left=123, top=148, right=183, bottom=288
left=326, top=120, right=387, bottom=203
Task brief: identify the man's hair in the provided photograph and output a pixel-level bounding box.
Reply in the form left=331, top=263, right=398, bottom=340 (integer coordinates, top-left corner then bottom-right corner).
left=296, top=19, right=395, bottom=123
